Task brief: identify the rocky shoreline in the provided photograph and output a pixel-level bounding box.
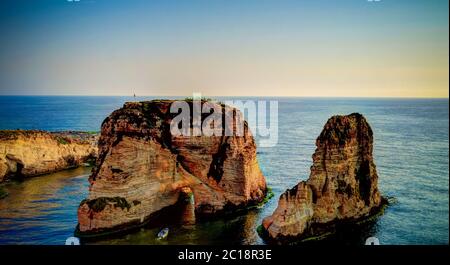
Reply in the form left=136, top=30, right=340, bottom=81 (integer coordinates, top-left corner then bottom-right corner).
left=0, top=130, right=98, bottom=183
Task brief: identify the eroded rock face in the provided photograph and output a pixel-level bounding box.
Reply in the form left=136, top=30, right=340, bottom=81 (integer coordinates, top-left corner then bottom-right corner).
left=77, top=100, right=267, bottom=235
left=262, top=113, right=382, bottom=242
left=0, top=131, right=98, bottom=182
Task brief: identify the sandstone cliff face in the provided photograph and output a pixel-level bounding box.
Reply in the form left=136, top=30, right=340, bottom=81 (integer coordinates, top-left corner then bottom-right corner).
left=77, top=100, right=266, bottom=235
left=262, top=113, right=382, bottom=241
left=0, top=131, right=98, bottom=182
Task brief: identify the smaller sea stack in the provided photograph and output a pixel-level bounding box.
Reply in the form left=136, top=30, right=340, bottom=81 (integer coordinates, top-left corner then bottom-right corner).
left=262, top=113, right=384, bottom=242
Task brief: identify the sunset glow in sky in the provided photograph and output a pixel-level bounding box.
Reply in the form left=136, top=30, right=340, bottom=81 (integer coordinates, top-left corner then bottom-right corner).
left=0, top=0, right=448, bottom=97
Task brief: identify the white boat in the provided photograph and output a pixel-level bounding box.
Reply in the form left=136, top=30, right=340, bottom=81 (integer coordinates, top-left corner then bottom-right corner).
left=157, top=228, right=169, bottom=239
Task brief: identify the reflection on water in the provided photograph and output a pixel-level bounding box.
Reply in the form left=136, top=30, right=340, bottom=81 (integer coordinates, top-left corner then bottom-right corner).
left=0, top=164, right=381, bottom=245
left=90, top=209, right=264, bottom=245
left=0, top=167, right=90, bottom=245
left=88, top=203, right=381, bottom=245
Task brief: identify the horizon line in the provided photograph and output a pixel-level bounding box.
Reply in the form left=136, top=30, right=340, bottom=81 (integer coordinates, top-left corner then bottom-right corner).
left=0, top=95, right=448, bottom=99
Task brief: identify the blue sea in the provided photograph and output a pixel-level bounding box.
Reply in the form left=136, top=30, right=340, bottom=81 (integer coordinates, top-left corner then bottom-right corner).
left=0, top=96, right=448, bottom=245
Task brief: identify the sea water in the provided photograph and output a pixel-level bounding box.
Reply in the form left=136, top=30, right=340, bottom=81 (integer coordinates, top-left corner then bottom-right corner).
left=0, top=96, right=448, bottom=245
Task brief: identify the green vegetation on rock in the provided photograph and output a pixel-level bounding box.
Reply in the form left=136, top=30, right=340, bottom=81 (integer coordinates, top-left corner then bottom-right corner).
left=55, top=136, right=69, bottom=145
left=0, top=186, right=8, bottom=200
left=258, top=186, right=274, bottom=207
left=81, top=197, right=132, bottom=212
left=184, top=96, right=213, bottom=102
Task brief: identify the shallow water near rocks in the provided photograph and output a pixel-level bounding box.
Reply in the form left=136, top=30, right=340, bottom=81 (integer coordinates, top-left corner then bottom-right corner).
left=0, top=96, right=448, bottom=245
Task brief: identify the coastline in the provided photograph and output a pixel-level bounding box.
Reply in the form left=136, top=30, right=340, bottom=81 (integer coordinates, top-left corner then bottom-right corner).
left=0, top=130, right=98, bottom=183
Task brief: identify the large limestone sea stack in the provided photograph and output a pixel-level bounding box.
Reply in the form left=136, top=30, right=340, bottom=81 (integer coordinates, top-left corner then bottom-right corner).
left=77, top=100, right=267, bottom=236
left=262, top=113, right=384, bottom=242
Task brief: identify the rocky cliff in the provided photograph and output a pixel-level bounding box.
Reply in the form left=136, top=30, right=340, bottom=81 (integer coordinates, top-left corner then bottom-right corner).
left=77, top=100, right=267, bottom=236
left=0, top=130, right=98, bottom=182
left=262, top=113, right=383, bottom=242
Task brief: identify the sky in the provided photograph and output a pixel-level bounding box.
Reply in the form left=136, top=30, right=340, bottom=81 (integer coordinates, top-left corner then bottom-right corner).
left=0, top=0, right=448, bottom=98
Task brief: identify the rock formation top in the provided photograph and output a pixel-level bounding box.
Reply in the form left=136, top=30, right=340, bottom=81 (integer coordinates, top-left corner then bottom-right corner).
left=262, top=113, right=383, bottom=242
left=77, top=100, right=267, bottom=236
